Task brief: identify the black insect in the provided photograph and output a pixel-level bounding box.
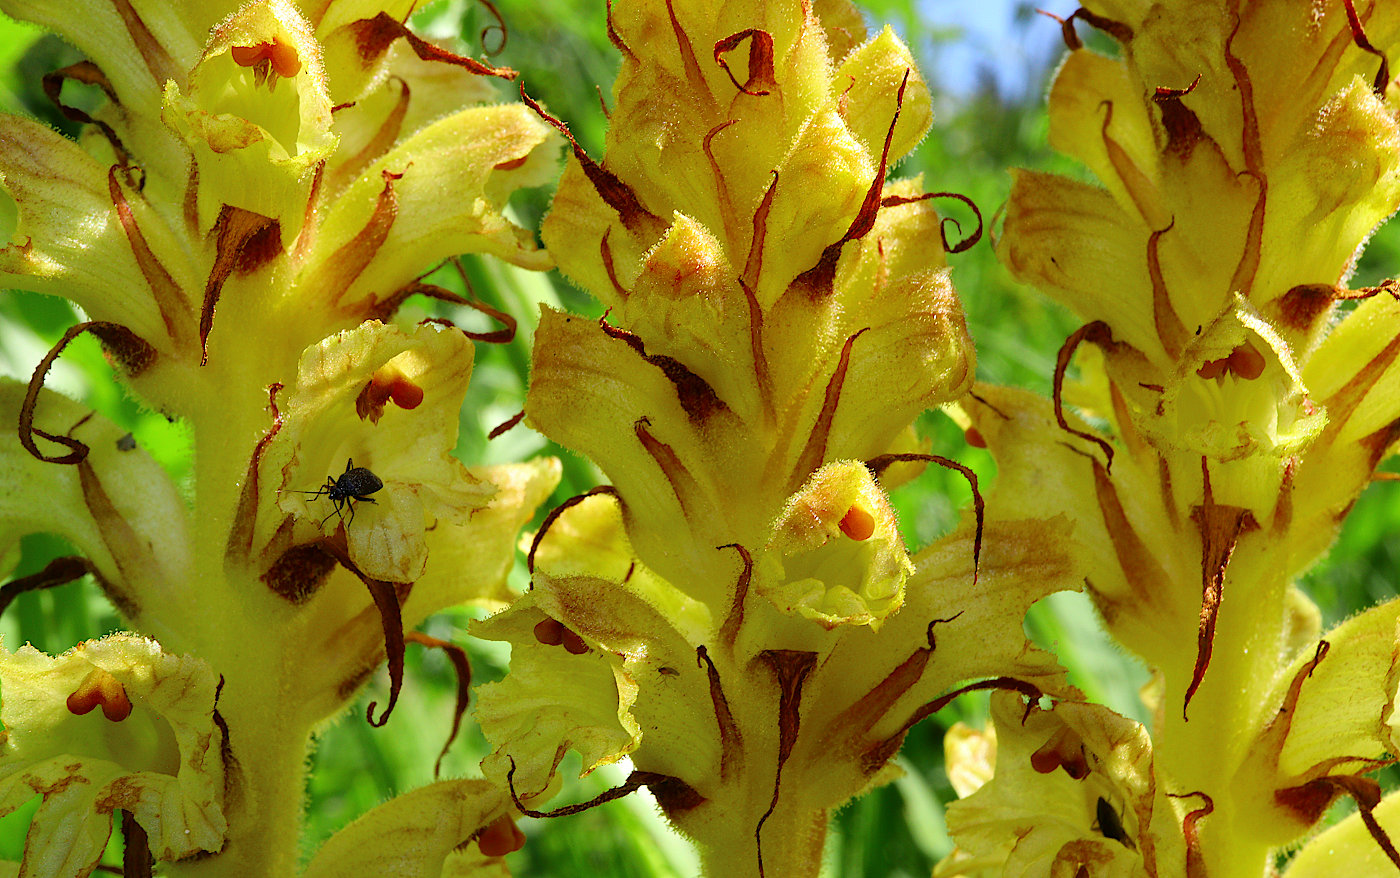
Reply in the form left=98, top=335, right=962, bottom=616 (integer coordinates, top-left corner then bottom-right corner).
left=302, top=458, right=383, bottom=527
left=1095, top=796, right=1132, bottom=847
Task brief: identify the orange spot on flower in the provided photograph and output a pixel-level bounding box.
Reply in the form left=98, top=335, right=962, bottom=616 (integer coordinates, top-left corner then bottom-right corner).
left=477, top=813, right=526, bottom=856
left=964, top=427, right=987, bottom=448
left=66, top=667, right=132, bottom=722
left=839, top=505, right=876, bottom=541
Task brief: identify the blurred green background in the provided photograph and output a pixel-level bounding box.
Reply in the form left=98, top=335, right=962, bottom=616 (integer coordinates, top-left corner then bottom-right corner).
left=0, top=1, right=1397, bottom=875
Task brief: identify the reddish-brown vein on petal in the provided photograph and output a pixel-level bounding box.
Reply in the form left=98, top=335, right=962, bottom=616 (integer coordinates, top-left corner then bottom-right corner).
left=20, top=322, right=153, bottom=464
left=1270, top=455, right=1299, bottom=538
left=520, top=86, right=664, bottom=240
left=599, top=314, right=728, bottom=422
left=697, top=644, right=745, bottom=779
left=1183, top=457, right=1259, bottom=720
left=406, top=631, right=472, bottom=779
left=1223, top=19, right=1266, bottom=298
left=868, top=453, right=982, bottom=581
left=0, top=556, right=93, bottom=620
left=526, top=485, right=621, bottom=575
left=292, top=160, right=327, bottom=262
left=1053, top=322, right=1116, bottom=469
left=714, top=29, right=776, bottom=97
left=791, top=328, right=867, bottom=490
left=318, top=169, right=401, bottom=309
left=755, top=650, right=818, bottom=878
left=635, top=416, right=704, bottom=517
left=114, top=0, right=178, bottom=90
left=227, top=382, right=285, bottom=559
left=109, top=167, right=191, bottom=343
left=791, top=71, right=910, bottom=300
left=200, top=205, right=281, bottom=365
left=1344, top=0, right=1391, bottom=96
left=327, top=77, right=411, bottom=197
left=664, top=0, right=720, bottom=119
left=703, top=120, right=741, bottom=249
left=350, top=12, right=514, bottom=79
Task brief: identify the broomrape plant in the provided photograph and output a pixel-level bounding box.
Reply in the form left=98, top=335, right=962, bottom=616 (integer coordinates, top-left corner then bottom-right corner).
left=1, top=0, right=1400, bottom=876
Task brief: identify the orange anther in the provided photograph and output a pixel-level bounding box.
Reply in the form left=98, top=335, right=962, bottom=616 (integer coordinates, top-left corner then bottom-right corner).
left=231, top=38, right=300, bottom=80
left=839, top=505, right=876, bottom=541
left=1196, top=357, right=1228, bottom=380
left=560, top=628, right=590, bottom=655
left=964, top=427, right=987, bottom=448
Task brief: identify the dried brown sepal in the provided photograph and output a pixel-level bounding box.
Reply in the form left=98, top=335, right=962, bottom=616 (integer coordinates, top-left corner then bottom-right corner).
left=350, top=12, right=514, bottom=79
left=1277, top=283, right=1339, bottom=333
left=109, top=168, right=191, bottom=338
left=791, top=71, right=910, bottom=299
left=755, top=650, right=818, bottom=878
left=227, top=382, right=285, bottom=559
left=1036, top=7, right=1133, bottom=50
left=844, top=615, right=963, bottom=775
left=866, top=452, right=983, bottom=582
left=1167, top=790, right=1213, bottom=878
left=1183, top=457, right=1259, bottom=719
left=120, top=809, right=153, bottom=878
left=914, top=676, right=1045, bottom=728
left=519, top=85, right=662, bottom=238
left=319, top=538, right=407, bottom=727
left=405, top=631, right=472, bottom=779
left=713, top=29, right=776, bottom=96
left=1222, top=21, right=1266, bottom=297
left=1052, top=322, right=1116, bottom=470
left=488, top=409, right=526, bottom=439
left=505, top=757, right=656, bottom=817
left=201, top=206, right=280, bottom=365
left=378, top=269, right=518, bottom=344
left=42, top=61, right=130, bottom=169
left=702, top=120, right=741, bottom=246
left=323, top=169, right=402, bottom=310
left=790, top=328, right=867, bottom=488
left=527, top=485, right=621, bottom=574
left=882, top=190, right=984, bottom=254
left=697, top=643, right=744, bottom=778
left=0, top=556, right=93, bottom=619
left=599, top=313, right=728, bottom=422
left=1145, top=219, right=1189, bottom=359
left=1277, top=775, right=1400, bottom=866
left=1343, top=0, right=1391, bottom=96
left=604, top=0, right=634, bottom=60
left=474, top=0, right=508, bottom=55
left=716, top=543, right=753, bottom=647
left=20, top=322, right=153, bottom=464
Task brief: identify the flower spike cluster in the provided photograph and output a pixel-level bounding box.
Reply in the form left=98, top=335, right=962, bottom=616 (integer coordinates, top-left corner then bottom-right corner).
left=0, top=0, right=559, bottom=873
left=944, top=1, right=1400, bottom=875
left=471, top=0, right=1085, bottom=875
